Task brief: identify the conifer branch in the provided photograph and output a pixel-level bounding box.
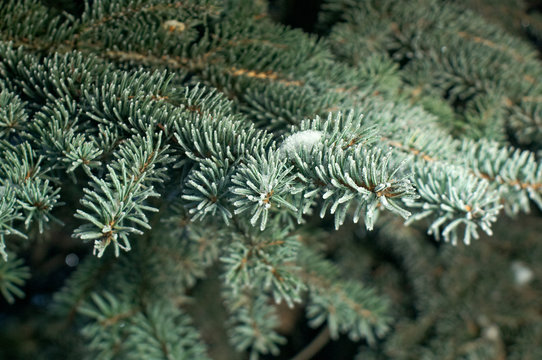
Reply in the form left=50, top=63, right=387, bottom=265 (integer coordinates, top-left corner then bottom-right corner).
left=1, top=1, right=541, bottom=358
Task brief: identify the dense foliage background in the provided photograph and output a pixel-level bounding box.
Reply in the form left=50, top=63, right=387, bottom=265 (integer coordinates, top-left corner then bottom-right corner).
left=1, top=0, right=542, bottom=359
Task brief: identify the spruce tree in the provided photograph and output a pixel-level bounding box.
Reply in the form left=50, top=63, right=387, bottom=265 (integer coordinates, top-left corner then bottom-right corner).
left=0, top=0, right=541, bottom=359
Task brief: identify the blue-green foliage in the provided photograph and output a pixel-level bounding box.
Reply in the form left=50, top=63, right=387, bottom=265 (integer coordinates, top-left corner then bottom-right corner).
left=0, top=252, right=30, bottom=302
left=0, top=0, right=541, bottom=359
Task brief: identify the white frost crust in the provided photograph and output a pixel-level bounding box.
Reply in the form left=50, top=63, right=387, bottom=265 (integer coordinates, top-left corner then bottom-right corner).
left=279, top=130, right=323, bottom=158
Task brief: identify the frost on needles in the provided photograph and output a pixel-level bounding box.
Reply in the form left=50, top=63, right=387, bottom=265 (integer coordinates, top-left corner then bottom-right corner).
left=0, top=0, right=542, bottom=359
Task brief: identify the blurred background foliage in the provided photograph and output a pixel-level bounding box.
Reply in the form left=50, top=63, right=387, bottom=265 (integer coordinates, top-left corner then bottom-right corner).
left=1, top=0, right=542, bottom=359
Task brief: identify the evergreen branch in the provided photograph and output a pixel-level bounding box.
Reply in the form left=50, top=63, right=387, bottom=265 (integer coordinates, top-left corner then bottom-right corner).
left=82, top=69, right=174, bottom=133
left=126, top=300, right=210, bottom=360
left=297, top=245, right=391, bottom=343
left=221, top=227, right=305, bottom=308
left=229, top=67, right=304, bottom=87
left=284, top=114, right=417, bottom=229
left=182, top=159, right=233, bottom=225
left=32, top=98, right=103, bottom=176
left=384, top=135, right=439, bottom=162
left=231, top=150, right=299, bottom=231
left=405, top=163, right=502, bottom=245
left=0, top=143, right=61, bottom=235
left=324, top=0, right=542, bottom=144
left=53, top=255, right=116, bottom=324
left=508, top=101, right=542, bottom=148
left=78, top=0, right=221, bottom=38
left=0, top=252, right=30, bottom=303
left=0, top=44, right=102, bottom=104
left=78, top=279, right=211, bottom=360
left=0, top=142, right=46, bottom=184
left=1, top=1, right=541, bottom=358
left=223, top=287, right=286, bottom=360
left=17, top=177, right=62, bottom=233
left=0, top=88, right=27, bottom=138
left=456, top=30, right=528, bottom=63
left=173, top=111, right=270, bottom=165
left=111, top=130, right=171, bottom=184
left=384, top=130, right=542, bottom=215
left=73, top=130, right=170, bottom=257
left=77, top=291, right=140, bottom=359
left=0, top=0, right=75, bottom=51
left=461, top=139, right=542, bottom=214
left=148, top=221, right=223, bottom=291
left=103, top=49, right=189, bottom=70
left=0, top=187, right=26, bottom=261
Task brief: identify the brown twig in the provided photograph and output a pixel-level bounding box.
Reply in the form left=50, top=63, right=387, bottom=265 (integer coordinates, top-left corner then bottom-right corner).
left=290, top=327, right=331, bottom=360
